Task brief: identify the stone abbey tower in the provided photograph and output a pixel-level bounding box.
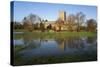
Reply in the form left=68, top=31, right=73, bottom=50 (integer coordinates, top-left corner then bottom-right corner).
left=59, top=11, right=66, bottom=21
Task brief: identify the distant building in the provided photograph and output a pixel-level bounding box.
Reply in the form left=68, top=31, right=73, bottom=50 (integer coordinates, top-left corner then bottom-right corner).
left=44, top=21, right=56, bottom=29
left=59, top=11, right=66, bottom=21
left=23, top=11, right=78, bottom=31
left=42, top=11, right=67, bottom=31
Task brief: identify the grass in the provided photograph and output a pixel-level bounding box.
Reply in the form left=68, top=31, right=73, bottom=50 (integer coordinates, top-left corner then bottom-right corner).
left=13, top=31, right=97, bottom=39
left=13, top=29, right=26, bottom=32
left=13, top=51, right=97, bottom=66
left=14, top=45, right=26, bottom=52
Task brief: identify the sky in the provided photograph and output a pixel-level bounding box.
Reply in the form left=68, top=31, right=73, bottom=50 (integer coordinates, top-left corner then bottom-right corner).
left=11, top=1, right=97, bottom=22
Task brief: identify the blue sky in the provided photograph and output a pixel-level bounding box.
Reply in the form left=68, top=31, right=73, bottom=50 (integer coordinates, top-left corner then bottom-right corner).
left=12, top=1, right=97, bottom=22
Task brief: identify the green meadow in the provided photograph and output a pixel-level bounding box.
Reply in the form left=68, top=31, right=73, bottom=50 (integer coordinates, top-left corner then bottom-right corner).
left=13, top=31, right=96, bottom=39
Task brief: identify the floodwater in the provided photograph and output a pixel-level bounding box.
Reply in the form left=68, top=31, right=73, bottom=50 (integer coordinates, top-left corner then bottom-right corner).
left=13, top=32, right=97, bottom=65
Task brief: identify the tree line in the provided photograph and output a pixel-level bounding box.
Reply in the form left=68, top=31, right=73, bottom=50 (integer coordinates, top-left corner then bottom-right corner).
left=12, top=12, right=97, bottom=32
left=56, top=12, right=97, bottom=32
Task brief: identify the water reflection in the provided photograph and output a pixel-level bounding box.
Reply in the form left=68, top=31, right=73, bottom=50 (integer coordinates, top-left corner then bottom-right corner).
left=14, top=34, right=97, bottom=58
left=56, top=37, right=82, bottom=51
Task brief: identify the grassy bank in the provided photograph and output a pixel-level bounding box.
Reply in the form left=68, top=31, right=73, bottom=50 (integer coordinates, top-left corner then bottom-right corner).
left=13, top=29, right=26, bottom=32
left=14, top=51, right=97, bottom=66
left=13, top=31, right=97, bottom=39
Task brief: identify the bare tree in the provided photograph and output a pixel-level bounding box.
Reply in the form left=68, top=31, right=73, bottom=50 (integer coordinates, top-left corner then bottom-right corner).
left=56, top=18, right=64, bottom=31
left=40, top=22, right=45, bottom=32
left=23, top=16, right=33, bottom=32
left=76, top=12, right=85, bottom=31
left=22, top=14, right=41, bottom=32
left=68, top=14, right=76, bottom=23
left=87, top=19, right=97, bottom=32
left=67, top=14, right=76, bottom=31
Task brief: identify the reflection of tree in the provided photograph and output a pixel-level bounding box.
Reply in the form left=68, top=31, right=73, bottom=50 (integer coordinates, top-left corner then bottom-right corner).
left=22, top=34, right=41, bottom=49
left=65, top=37, right=82, bottom=48
left=22, top=34, right=49, bottom=50
left=55, top=37, right=91, bottom=51
left=86, top=36, right=96, bottom=45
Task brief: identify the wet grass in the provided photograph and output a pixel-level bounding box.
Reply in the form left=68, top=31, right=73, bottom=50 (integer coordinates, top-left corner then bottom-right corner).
left=13, top=52, right=97, bottom=66
left=14, top=45, right=26, bottom=52
left=13, top=31, right=97, bottom=39
left=13, top=29, right=26, bottom=32
left=13, top=43, right=97, bottom=66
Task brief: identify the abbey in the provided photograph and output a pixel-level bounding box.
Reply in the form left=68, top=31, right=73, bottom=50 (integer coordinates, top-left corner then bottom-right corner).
left=44, top=11, right=77, bottom=31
